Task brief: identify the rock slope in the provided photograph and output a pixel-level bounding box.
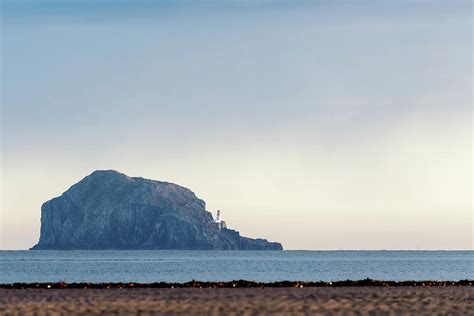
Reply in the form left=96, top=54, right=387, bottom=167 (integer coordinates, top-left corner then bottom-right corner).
left=31, top=170, right=282, bottom=250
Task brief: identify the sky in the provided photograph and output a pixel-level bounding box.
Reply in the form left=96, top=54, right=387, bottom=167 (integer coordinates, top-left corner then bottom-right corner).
left=1, top=0, right=472, bottom=250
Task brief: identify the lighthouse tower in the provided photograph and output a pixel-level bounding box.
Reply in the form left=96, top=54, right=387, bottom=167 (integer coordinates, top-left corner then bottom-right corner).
left=213, top=209, right=226, bottom=230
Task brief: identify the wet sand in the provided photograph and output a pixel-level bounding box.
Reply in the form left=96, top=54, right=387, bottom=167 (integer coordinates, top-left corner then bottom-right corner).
left=1, top=286, right=473, bottom=315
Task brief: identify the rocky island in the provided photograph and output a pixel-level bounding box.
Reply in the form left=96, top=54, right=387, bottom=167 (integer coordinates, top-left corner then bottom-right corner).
left=31, top=170, right=282, bottom=250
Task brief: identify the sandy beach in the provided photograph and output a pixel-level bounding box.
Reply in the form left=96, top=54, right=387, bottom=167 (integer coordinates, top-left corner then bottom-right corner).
left=1, top=286, right=472, bottom=315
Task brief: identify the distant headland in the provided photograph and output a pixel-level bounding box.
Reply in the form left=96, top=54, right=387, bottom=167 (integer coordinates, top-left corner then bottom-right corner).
left=31, top=170, right=283, bottom=250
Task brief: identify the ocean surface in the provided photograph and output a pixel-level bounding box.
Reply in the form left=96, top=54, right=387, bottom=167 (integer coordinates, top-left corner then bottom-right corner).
left=0, top=251, right=472, bottom=284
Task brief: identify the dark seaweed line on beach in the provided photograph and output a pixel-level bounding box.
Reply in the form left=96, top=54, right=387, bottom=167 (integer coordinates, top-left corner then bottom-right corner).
left=1, top=279, right=472, bottom=289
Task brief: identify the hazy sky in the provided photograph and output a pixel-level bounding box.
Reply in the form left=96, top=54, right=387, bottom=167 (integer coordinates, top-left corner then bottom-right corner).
left=1, top=0, right=472, bottom=250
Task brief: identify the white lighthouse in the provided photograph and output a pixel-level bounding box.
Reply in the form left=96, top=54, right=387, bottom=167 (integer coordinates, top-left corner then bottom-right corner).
left=213, top=209, right=226, bottom=230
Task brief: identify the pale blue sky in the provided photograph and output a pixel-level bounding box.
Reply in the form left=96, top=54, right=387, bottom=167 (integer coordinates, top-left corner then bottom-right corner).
left=1, top=0, right=472, bottom=249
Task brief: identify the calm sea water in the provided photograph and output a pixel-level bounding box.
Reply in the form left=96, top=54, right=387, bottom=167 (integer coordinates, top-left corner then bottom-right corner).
left=0, top=251, right=472, bottom=283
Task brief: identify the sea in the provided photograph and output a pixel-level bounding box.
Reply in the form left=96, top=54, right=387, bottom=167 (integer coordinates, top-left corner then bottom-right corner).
left=0, top=250, right=472, bottom=284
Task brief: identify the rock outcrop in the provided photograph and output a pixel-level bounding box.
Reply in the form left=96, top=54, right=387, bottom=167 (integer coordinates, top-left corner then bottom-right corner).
left=31, top=170, right=283, bottom=250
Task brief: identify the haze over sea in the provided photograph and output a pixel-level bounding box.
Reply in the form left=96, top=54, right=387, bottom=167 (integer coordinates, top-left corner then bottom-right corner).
left=1, top=250, right=472, bottom=284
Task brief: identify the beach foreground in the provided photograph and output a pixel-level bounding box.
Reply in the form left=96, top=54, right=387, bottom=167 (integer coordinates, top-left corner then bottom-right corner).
left=1, top=286, right=473, bottom=315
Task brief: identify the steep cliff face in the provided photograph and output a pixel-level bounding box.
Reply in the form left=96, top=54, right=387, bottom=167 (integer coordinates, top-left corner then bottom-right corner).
left=31, top=170, right=282, bottom=250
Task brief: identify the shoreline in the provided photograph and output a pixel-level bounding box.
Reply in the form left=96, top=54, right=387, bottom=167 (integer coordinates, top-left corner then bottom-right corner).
left=1, top=278, right=472, bottom=289
left=2, top=286, right=473, bottom=315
